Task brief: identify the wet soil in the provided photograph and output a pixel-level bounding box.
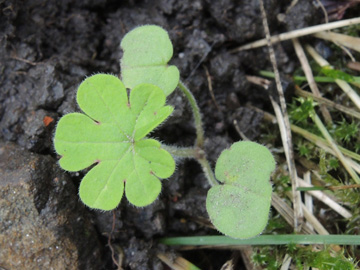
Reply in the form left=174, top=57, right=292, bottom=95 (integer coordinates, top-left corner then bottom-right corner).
left=1, top=0, right=354, bottom=269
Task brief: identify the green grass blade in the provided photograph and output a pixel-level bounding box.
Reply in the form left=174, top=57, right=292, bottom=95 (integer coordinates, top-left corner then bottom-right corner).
left=160, top=235, right=360, bottom=246
left=259, top=70, right=360, bottom=86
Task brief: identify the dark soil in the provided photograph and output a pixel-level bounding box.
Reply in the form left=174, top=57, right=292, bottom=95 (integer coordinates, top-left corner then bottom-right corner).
left=1, top=0, right=355, bottom=269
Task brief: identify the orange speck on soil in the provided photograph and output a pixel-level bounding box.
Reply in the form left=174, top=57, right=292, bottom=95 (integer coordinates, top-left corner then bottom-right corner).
left=43, top=116, right=54, bottom=127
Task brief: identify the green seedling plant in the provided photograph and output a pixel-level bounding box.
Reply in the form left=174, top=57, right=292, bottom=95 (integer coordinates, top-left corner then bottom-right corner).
left=54, top=25, right=275, bottom=239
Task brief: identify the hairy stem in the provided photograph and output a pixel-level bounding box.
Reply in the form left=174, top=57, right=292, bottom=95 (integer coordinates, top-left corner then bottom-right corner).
left=174, top=81, right=219, bottom=186
left=163, top=145, right=219, bottom=186
left=196, top=156, right=218, bottom=186
left=162, top=145, right=197, bottom=159
left=178, top=81, right=205, bottom=148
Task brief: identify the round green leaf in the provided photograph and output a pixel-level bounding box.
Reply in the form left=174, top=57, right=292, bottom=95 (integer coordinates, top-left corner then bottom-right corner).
left=207, top=184, right=272, bottom=239
left=120, top=25, right=180, bottom=96
left=54, top=74, right=175, bottom=210
left=206, top=141, right=275, bottom=239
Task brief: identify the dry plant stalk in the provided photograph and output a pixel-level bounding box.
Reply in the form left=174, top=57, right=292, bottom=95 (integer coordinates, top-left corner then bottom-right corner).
left=157, top=253, right=198, bottom=270
left=232, top=17, right=360, bottom=52
left=292, top=38, right=332, bottom=124
left=249, top=104, right=360, bottom=165
left=259, top=0, right=303, bottom=231
left=304, top=171, right=314, bottom=231
left=280, top=254, right=292, bottom=270
left=295, top=86, right=360, bottom=120
left=311, top=112, right=360, bottom=184
left=297, top=178, right=352, bottom=219
left=314, top=31, right=360, bottom=53
left=305, top=44, right=360, bottom=110
left=271, top=193, right=313, bottom=234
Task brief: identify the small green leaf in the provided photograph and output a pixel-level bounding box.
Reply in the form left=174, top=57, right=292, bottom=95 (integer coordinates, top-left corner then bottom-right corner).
left=120, top=25, right=180, bottom=96
left=206, top=141, right=275, bottom=239
left=54, top=74, right=175, bottom=210
left=321, top=66, right=354, bottom=82
left=289, top=97, right=316, bottom=123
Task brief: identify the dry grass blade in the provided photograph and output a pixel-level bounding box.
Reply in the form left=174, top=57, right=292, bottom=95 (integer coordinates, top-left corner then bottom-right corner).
left=311, top=112, right=360, bottom=184
left=291, top=42, right=360, bottom=183
left=251, top=105, right=360, bottom=163
left=289, top=124, right=360, bottom=162
left=306, top=44, right=360, bottom=110
left=270, top=96, right=303, bottom=230
left=232, top=17, right=360, bottom=52
left=272, top=193, right=313, bottom=234
left=286, top=190, right=329, bottom=235
left=347, top=158, right=360, bottom=174
left=259, top=0, right=303, bottom=231
left=347, top=61, right=360, bottom=72
left=304, top=171, right=314, bottom=231
left=295, top=86, right=360, bottom=120
left=297, top=178, right=352, bottom=219
left=280, top=254, right=292, bottom=270
left=301, top=203, right=328, bottom=235
left=314, top=31, right=360, bottom=53
left=220, top=259, right=234, bottom=270
left=292, top=38, right=332, bottom=124
left=246, top=76, right=360, bottom=119
left=157, top=253, right=200, bottom=270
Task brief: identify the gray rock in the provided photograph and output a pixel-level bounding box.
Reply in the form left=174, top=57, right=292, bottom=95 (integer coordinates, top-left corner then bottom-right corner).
left=0, top=141, right=102, bottom=270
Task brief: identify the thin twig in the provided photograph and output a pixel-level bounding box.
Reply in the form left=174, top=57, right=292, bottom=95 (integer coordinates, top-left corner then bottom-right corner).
left=327, top=184, right=360, bottom=191
left=285, top=0, right=299, bottom=14
left=10, top=55, right=38, bottom=66
left=314, top=0, right=329, bottom=23
left=231, top=17, right=360, bottom=52
left=108, top=210, right=120, bottom=269
left=185, top=42, right=214, bottom=82
left=204, top=66, right=221, bottom=111
left=259, top=0, right=303, bottom=231
left=233, top=120, right=249, bottom=141
left=245, top=75, right=271, bottom=89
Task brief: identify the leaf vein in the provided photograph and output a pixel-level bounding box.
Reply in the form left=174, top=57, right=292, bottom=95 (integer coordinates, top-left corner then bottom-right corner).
left=92, top=147, right=132, bottom=206
left=133, top=92, right=153, bottom=138
left=88, top=79, right=131, bottom=140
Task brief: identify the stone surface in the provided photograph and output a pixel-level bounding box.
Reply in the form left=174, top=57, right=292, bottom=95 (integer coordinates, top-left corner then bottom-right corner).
left=0, top=141, right=102, bottom=270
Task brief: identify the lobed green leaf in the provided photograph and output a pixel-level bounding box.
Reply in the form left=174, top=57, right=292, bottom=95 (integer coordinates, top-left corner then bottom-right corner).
left=120, top=25, right=180, bottom=96
left=54, top=74, right=175, bottom=210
